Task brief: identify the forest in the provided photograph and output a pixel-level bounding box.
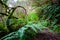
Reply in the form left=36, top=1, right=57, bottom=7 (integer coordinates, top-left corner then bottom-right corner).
left=0, top=0, right=60, bottom=40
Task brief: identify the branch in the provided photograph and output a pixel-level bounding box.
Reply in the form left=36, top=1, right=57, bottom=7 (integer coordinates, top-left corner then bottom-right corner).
left=0, top=0, right=8, bottom=8
left=11, top=6, right=27, bottom=16
left=0, top=13, right=18, bottom=19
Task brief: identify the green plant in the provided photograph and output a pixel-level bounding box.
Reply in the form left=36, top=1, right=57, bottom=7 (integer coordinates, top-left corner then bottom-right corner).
left=26, top=11, right=39, bottom=23
left=0, top=20, right=49, bottom=40
left=52, top=25, right=60, bottom=34
left=0, top=0, right=60, bottom=40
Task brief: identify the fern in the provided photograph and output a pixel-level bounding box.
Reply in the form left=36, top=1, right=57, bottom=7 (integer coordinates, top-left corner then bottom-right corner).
left=0, top=20, right=48, bottom=40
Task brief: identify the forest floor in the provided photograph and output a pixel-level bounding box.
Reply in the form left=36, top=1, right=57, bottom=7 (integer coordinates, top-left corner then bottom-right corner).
left=32, top=32, right=60, bottom=40
left=12, top=31, right=60, bottom=40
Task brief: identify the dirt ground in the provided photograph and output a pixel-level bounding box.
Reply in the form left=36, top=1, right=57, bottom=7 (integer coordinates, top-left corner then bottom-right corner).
left=33, top=32, right=60, bottom=40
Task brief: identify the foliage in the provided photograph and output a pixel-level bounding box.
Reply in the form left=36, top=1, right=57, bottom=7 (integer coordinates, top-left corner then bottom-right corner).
left=0, top=20, right=49, bottom=40
left=0, top=10, right=39, bottom=33
left=30, top=0, right=60, bottom=33
left=52, top=25, right=60, bottom=34
left=25, top=11, right=39, bottom=23
left=0, top=0, right=60, bottom=40
left=0, top=18, right=9, bottom=32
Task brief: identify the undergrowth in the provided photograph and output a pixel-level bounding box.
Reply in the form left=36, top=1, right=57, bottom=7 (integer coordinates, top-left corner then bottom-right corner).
left=0, top=0, right=60, bottom=40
